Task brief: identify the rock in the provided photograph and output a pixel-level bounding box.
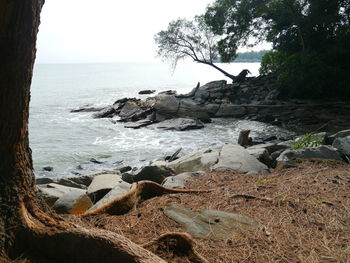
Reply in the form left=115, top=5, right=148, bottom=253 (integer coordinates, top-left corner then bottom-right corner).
left=165, top=148, right=182, bottom=162
left=138, top=89, right=156, bottom=95
left=92, top=106, right=116, bottom=118
left=163, top=202, right=258, bottom=239
left=124, top=119, right=153, bottom=129
left=212, top=144, right=269, bottom=174
left=166, top=147, right=221, bottom=174
left=332, top=136, right=350, bottom=156
left=70, top=104, right=105, bottom=113
left=118, top=100, right=152, bottom=122
left=87, top=174, right=125, bottom=203
left=277, top=145, right=343, bottom=162
left=118, top=166, right=132, bottom=173
left=42, top=166, right=54, bottom=172
left=150, top=118, right=204, bottom=131
left=121, top=172, right=134, bottom=184
left=162, top=171, right=205, bottom=188
left=326, top=129, right=350, bottom=144
left=88, top=181, right=131, bottom=212
left=158, top=90, right=177, bottom=95
left=215, top=104, right=247, bottom=118
left=133, top=166, right=175, bottom=184
left=89, top=158, right=104, bottom=164
left=247, top=143, right=290, bottom=155
left=38, top=183, right=87, bottom=207
left=154, top=95, right=180, bottom=117
left=177, top=99, right=211, bottom=122
left=36, top=177, right=58, bottom=185
left=53, top=191, right=92, bottom=214
left=67, top=175, right=94, bottom=187
left=56, top=178, right=87, bottom=189
left=247, top=147, right=274, bottom=168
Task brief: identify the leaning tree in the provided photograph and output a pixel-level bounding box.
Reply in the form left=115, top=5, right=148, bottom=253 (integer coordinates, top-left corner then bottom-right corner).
left=0, top=1, right=175, bottom=262
left=155, top=15, right=238, bottom=81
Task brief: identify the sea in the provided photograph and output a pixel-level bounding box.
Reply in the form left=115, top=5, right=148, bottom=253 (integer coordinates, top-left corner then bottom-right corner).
left=30, top=62, right=293, bottom=178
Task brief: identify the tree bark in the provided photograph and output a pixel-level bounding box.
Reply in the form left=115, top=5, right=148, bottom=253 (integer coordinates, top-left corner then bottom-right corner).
left=0, top=2, right=173, bottom=262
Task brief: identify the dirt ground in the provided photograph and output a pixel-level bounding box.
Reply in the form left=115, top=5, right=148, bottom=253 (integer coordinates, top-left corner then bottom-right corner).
left=71, top=159, right=350, bottom=263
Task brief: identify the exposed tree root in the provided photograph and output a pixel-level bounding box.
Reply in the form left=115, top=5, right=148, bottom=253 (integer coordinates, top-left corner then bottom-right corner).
left=13, top=200, right=167, bottom=263
left=143, top=232, right=209, bottom=263
left=85, top=180, right=209, bottom=216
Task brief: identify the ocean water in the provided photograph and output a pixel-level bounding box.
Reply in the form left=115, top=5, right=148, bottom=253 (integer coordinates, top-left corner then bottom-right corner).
left=30, top=62, right=293, bottom=177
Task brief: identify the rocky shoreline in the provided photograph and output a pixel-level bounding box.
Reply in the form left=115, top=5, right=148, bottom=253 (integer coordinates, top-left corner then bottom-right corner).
left=37, top=128, right=350, bottom=214
left=71, top=74, right=350, bottom=133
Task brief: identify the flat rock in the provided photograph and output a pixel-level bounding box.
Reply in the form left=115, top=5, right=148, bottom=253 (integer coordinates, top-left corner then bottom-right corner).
left=88, top=181, right=132, bottom=212
left=38, top=183, right=87, bottom=207
left=92, top=106, right=116, bottom=118
left=87, top=174, right=125, bottom=203
left=124, top=119, right=153, bottom=129
left=212, top=144, right=269, bottom=174
left=277, top=145, right=343, bottom=162
left=163, top=202, right=258, bottom=239
left=53, top=191, right=92, bottom=214
left=150, top=118, right=204, bottom=131
left=247, top=143, right=290, bottom=155
left=327, top=129, right=350, bottom=144
left=166, top=147, right=221, bottom=174
left=246, top=147, right=274, bottom=168
left=138, top=89, right=156, bottom=95
left=162, top=171, right=205, bottom=188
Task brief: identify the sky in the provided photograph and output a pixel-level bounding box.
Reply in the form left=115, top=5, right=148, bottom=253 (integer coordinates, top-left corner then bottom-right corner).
left=36, top=0, right=215, bottom=64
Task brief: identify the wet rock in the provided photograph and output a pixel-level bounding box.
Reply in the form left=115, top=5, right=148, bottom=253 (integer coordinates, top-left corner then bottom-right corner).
left=118, top=166, right=132, bottom=173
left=165, top=148, right=182, bottom=162
left=277, top=145, right=343, bottom=162
left=38, top=183, right=87, bottom=207
left=133, top=166, right=175, bottom=184
left=139, top=89, right=156, bottom=95
left=70, top=104, right=105, bottom=113
left=87, top=173, right=125, bottom=203
left=124, top=119, right=153, bottom=129
left=118, top=100, right=153, bottom=122
left=212, top=144, right=269, bottom=174
left=163, top=203, right=258, bottom=239
left=42, top=166, right=54, bottom=172
left=88, top=181, right=132, bottom=212
left=92, top=106, right=116, bottom=118
left=36, top=177, right=57, bottom=185
left=162, top=171, right=205, bottom=189
left=89, top=158, right=104, bottom=164
left=150, top=118, right=204, bottom=131
left=166, top=147, right=221, bottom=174
left=53, top=191, right=92, bottom=214
left=247, top=147, right=274, bottom=168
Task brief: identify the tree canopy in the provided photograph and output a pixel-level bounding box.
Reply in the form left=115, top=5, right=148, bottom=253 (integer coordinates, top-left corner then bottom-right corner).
left=204, top=0, right=350, bottom=98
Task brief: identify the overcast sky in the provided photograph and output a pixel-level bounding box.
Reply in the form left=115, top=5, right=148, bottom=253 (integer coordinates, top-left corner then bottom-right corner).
left=36, top=0, right=215, bottom=63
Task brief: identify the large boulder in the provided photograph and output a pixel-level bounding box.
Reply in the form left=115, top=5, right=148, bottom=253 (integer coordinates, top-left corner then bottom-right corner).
left=88, top=181, right=132, bottom=212
left=326, top=129, right=350, bottom=144
left=177, top=99, right=211, bottom=122
left=150, top=118, right=204, bottom=131
left=212, top=144, right=269, bottom=174
left=53, top=191, right=92, bottom=215
left=118, top=100, right=152, bottom=122
left=87, top=173, right=124, bottom=203
left=38, top=183, right=87, bottom=207
left=133, top=166, right=175, bottom=184
left=154, top=95, right=180, bottom=117
left=92, top=106, right=116, bottom=118
left=215, top=104, right=247, bottom=118
left=166, top=147, right=221, bottom=174
left=162, top=171, right=205, bottom=189
left=276, top=145, right=343, bottom=162
left=332, top=136, right=350, bottom=156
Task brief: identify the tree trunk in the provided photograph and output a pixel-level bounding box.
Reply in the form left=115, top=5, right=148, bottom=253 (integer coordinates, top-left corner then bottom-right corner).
left=0, top=2, right=173, bottom=262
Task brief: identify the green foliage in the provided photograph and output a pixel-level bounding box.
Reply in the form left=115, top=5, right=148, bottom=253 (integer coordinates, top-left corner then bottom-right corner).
left=259, top=51, right=285, bottom=75
left=292, top=133, right=324, bottom=150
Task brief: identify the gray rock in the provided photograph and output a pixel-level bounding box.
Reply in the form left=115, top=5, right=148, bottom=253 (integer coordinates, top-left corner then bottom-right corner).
left=247, top=147, right=274, bottom=168
left=67, top=175, right=94, bottom=187
left=177, top=99, right=211, bottom=122
left=38, top=183, right=87, bottom=207
left=124, top=119, right=153, bottom=129
left=36, top=177, right=58, bottom=185
left=133, top=166, right=175, bottom=184
left=53, top=191, right=92, bottom=214
left=70, top=104, right=105, bottom=113
left=56, top=178, right=87, bottom=189
left=163, top=202, right=258, bottom=239
left=277, top=145, right=343, bottom=162
left=327, top=129, right=350, bottom=144
left=150, top=118, right=204, bottom=131
left=87, top=174, right=125, bottom=203
left=92, top=106, right=116, bottom=118
left=42, top=166, right=54, bottom=172
left=212, top=144, right=269, bottom=174
left=121, top=172, right=134, bottom=184
left=162, top=171, right=205, bottom=189
left=332, top=136, right=350, bottom=156
left=138, top=89, right=156, bottom=95
left=167, top=147, right=221, bottom=174
left=247, top=143, right=290, bottom=155
left=118, top=101, right=152, bottom=122
left=154, top=95, right=180, bottom=116
left=215, top=104, right=247, bottom=118
left=88, top=181, right=132, bottom=212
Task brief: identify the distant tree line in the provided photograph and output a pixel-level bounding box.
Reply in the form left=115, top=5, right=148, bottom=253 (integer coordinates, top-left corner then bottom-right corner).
left=234, top=50, right=269, bottom=62
left=156, top=0, right=350, bottom=99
